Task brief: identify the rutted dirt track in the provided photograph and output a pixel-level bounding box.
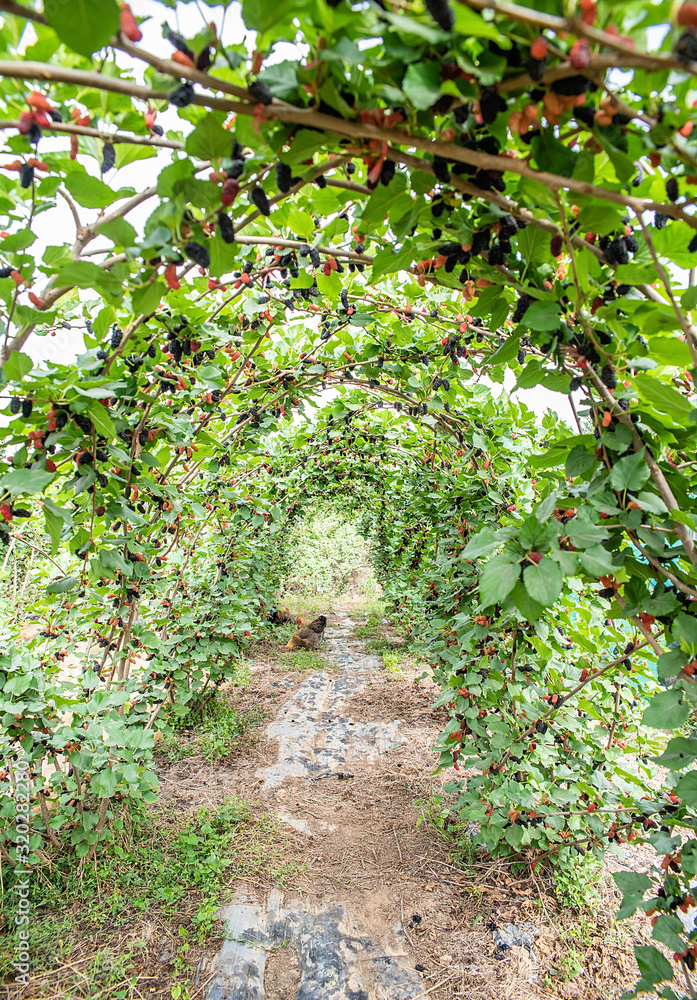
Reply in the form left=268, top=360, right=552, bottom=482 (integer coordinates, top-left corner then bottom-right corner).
left=155, top=606, right=646, bottom=1000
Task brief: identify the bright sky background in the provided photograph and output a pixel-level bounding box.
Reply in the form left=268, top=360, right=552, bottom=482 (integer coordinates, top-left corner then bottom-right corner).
left=9, top=0, right=576, bottom=428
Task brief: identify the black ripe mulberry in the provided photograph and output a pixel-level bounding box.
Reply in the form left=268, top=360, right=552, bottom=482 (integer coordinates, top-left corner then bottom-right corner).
left=169, top=82, right=195, bottom=108
left=535, top=720, right=548, bottom=734
left=488, top=243, right=506, bottom=265
left=340, top=288, right=349, bottom=309
left=9, top=396, right=20, bottom=414
left=624, top=234, right=638, bottom=254
left=654, top=211, right=670, bottom=229
left=551, top=75, right=590, bottom=96
left=309, top=247, right=321, bottom=268
left=517, top=348, right=526, bottom=364
left=689, top=234, right=697, bottom=253
left=424, top=0, right=454, bottom=31
left=21, top=398, right=33, bottom=418
left=101, top=142, right=116, bottom=173
left=527, top=58, right=546, bottom=82
left=227, top=158, right=245, bottom=179
left=251, top=187, right=270, bottom=216
left=184, top=241, right=210, bottom=268
left=665, top=177, right=679, bottom=202
left=20, top=164, right=34, bottom=188
left=512, top=293, right=531, bottom=323
left=499, top=214, right=517, bottom=238
left=432, top=156, right=450, bottom=183
left=569, top=376, right=582, bottom=391
left=601, top=364, right=616, bottom=389
left=276, top=161, right=292, bottom=193
left=74, top=413, right=92, bottom=433
left=479, top=89, right=507, bottom=124
left=675, top=32, right=697, bottom=62
left=249, top=80, right=273, bottom=105
left=605, top=238, right=629, bottom=266
left=165, top=25, right=194, bottom=57
left=110, top=326, right=123, bottom=350
left=217, top=212, right=235, bottom=244
left=380, top=159, right=396, bottom=186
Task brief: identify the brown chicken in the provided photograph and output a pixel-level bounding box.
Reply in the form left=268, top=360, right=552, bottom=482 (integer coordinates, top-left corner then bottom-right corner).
left=285, top=615, right=327, bottom=651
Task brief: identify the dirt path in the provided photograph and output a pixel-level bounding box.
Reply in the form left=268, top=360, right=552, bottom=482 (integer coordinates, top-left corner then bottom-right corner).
left=205, top=608, right=438, bottom=1000
left=153, top=605, right=645, bottom=1000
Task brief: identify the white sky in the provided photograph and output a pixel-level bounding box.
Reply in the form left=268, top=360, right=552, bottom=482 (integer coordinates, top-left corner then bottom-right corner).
left=7, top=0, right=574, bottom=428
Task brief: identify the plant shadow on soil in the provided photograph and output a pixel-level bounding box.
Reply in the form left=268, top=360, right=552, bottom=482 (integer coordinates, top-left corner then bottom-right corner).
left=1, top=593, right=653, bottom=1000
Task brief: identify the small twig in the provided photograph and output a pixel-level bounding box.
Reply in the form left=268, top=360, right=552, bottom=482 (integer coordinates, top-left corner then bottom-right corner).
left=400, top=890, right=417, bottom=950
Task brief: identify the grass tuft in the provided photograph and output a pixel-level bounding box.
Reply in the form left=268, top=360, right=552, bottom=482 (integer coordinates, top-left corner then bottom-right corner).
left=158, top=698, right=267, bottom=763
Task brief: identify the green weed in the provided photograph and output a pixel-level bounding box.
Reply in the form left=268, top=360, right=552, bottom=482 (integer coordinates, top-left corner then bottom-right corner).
left=0, top=797, right=302, bottom=995
left=552, top=850, right=603, bottom=910
left=159, top=699, right=267, bottom=763
left=280, top=647, right=327, bottom=672
left=417, top=795, right=477, bottom=868
left=383, top=650, right=407, bottom=679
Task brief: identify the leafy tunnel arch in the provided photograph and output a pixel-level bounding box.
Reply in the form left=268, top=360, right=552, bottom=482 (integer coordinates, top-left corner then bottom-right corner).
left=1, top=0, right=697, bottom=988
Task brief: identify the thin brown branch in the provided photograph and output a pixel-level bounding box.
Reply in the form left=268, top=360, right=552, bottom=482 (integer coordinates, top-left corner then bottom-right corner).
left=1, top=61, right=695, bottom=230
left=0, top=118, right=183, bottom=150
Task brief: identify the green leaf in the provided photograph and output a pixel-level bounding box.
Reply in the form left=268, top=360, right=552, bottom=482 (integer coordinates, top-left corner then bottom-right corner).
left=531, top=130, right=577, bottom=178
left=673, top=612, right=697, bottom=646
left=44, top=499, right=72, bottom=555
left=523, top=558, right=563, bottom=607
left=63, top=172, right=126, bottom=210
left=185, top=115, right=231, bottom=161
left=642, top=689, right=691, bottom=730
left=91, top=767, right=118, bottom=797
left=0, top=229, right=36, bottom=252
left=452, top=5, right=503, bottom=39
left=565, top=444, right=597, bottom=478
left=655, top=735, right=697, bottom=770
left=3, top=350, right=33, bottom=381
left=521, top=301, right=561, bottom=332
left=44, top=0, right=120, bottom=56
left=403, top=62, right=443, bottom=111
left=512, top=579, right=544, bottom=622
left=675, top=772, right=697, bottom=808
left=636, top=376, right=696, bottom=420
left=87, top=402, right=117, bottom=439
left=634, top=945, right=673, bottom=986
left=0, top=466, right=55, bottom=496
left=656, top=649, right=688, bottom=681
left=46, top=576, right=79, bottom=594
left=286, top=208, right=315, bottom=241
left=97, top=218, right=138, bottom=246
left=53, top=262, right=123, bottom=296
left=462, top=528, right=499, bottom=559
left=613, top=871, right=652, bottom=895
left=579, top=544, right=616, bottom=576
left=567, top=517, right=609, bottom=549
left=99, top=548, right=132, bottom=576
left=132, top=280, right=165, bottom=316
left=652, top=915, right=688, bottom=954
left=241, top=0, right=302, bottom=33
left=479, top=554, right=518, bottom=608
left=609, top=451, right=650, bottom=492
left=371, top=243, right=415, bottom=281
